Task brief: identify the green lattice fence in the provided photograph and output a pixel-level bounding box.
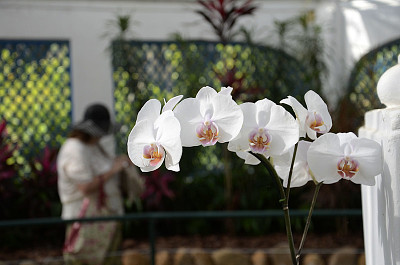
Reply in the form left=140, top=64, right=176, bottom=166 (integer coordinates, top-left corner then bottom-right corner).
left=0, top=40, right=71, bottom=175
left=112, top=40, right=315, bottom=155
left=338, top=38, right=400, bottom=133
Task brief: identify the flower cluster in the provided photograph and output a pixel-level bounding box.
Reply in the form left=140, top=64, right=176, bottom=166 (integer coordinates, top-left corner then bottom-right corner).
left=127, top=86, right=383, bottom=187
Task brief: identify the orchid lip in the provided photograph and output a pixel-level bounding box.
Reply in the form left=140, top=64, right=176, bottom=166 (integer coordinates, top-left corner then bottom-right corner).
left=306, top=111, right=328, bottom=133
left=248, top=127, right=271, bottom=154
left=196, top=120, right=219, bottom=146
left=143, top=143, right=165, bottom=167
left=337, top=157, right=359, bottom=179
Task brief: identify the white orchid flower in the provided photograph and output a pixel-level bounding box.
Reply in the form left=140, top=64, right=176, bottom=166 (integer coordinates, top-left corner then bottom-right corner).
left=127, top=97, right=183, bottom=172
left=280, top=90, right=332, bottom=140
left=307, top=132, right=382, bottom=185
left=173, top=86, right=243, bottom=147
left=273, top=141, right=314, bottom=188
left=228, top=98, right=299, bottom=165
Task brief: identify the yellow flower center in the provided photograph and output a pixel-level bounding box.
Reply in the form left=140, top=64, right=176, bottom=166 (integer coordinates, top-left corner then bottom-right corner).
left=248, top=128, right=271, bottom=154
left=337, top=157, right=359, bottom=179
left=196, top=121, right=219, bottom=146
left=143, top=143, right=164, bottom=167
left=306, top=112, right=327, bottom=133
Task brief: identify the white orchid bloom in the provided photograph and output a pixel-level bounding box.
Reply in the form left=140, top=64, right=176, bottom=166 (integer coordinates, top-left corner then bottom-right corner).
left=280, top=90, right=332, bottom=140
left=307, top=132, right=382, bottom=185
left=127, top=97, right=182, bottom=172
left=273, top=141, right=314, bottom=188
left=173, top=86, right=243, bottom=147
left=228, top=98, right=299, bottom=165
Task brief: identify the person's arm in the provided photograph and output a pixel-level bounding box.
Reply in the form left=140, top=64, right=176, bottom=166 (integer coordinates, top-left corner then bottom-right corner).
left=76, top=155, right=131, bottom=196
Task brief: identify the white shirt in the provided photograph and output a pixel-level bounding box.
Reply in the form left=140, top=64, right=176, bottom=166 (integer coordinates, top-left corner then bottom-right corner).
left=57, top=138, right=124, bottom=219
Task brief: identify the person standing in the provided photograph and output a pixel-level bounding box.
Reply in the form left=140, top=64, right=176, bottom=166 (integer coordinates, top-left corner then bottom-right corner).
left=57, top=103, right=130, bottom=265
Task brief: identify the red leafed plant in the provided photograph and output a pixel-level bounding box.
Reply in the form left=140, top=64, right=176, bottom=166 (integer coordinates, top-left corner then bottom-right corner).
left=141, top=169, right=175, bottom=210
left=21, top=146, right=60, bottom=217
left=196, top=0, right=257, bottom=43
left=0, top=119, right=17, bottom=181
left=215, top=65, right=262, bottom=101
left=29, top=146, right=59, bottom=187
left=215, top=66, right=245, bottom=91
left=0, top=118, right=19, bottom=219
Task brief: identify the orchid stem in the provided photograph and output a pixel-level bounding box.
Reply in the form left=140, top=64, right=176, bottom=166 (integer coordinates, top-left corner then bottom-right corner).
left=285, top=142, right=298, bottom=202
left=250, top=152, right=297, bottom=265
left=296, top=182, right=322, bottom=260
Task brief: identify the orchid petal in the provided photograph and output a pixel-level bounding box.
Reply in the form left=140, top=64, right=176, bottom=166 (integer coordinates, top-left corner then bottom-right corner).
left=236, top=151, right=261, bottom=165
left=155, top=111, right=182, bottom=168
left=220, top=86, right=233, bottom=96
left=304, top=90, right=332, bottom=134
left=165, top=160, right=180, bottom=172
left=127, top=119, right=159, bottom=170
left=136, top=99, right=161, bottom=124
left=228, top=131, right=250, bottom=152
left=254, top=99, right=275, bottom=127
left=305, top=127, right=317, bottom=140
left=337, top=132, right=357, bottom=145
left=162, top=95, right=183, bottom=113
left=241, top=102, right=258, bottom=129
left=265, top=105, right=299, bottom=156
left=280, top=96, right=308, bottom=138
left=348, top=138, right=382, bottom=185
left=288, top=164, right=312, bottom=187
left=174, top=98, right=204, bottom=147
left=274, top=141, right=312, bottom=188
left=307, top=133, right=343, bottom=184
left=196, top=86, right=218, bottom=102
left=210, top=94, right=243, bottom=142
left=282, top=91, right=331, bottom=139
left=227, top=103, right=257, bottom=152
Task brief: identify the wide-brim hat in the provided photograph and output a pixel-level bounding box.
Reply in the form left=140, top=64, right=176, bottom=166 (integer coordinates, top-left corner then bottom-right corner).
left=73, top=103, right=120, bottom=137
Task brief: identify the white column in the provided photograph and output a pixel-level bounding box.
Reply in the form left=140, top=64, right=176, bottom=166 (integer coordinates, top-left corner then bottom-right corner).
left=359, top=55, right=400, bottom=265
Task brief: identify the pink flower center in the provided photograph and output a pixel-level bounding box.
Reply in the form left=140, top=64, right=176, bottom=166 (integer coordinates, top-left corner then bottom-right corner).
left=337, top=157, right=359, bottom=179
left=143, top=143, right=165, bottom=167
left=248, top=128, right=271, bottom=154
left=306, top=112, right=327, bottom=133
left=196, top=120, right=219, bottom=146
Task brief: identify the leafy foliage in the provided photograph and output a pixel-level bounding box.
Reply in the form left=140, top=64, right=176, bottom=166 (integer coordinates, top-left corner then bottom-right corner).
left=271, top=10, right=327, bottom=96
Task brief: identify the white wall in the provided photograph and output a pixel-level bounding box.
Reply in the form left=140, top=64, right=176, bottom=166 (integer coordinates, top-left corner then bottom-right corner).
left=341, top=0, right=400, bottom=66
left=0, top=0, right=338, bottom=120
left=0, top=0, right=399, bottom=120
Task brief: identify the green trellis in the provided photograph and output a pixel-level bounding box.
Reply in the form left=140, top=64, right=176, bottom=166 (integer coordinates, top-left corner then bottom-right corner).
left=0, top=40, right=72, bottom=175
left=340, top=38, right=400, bottom=132
left=112, top=40, right=315, bottom=155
